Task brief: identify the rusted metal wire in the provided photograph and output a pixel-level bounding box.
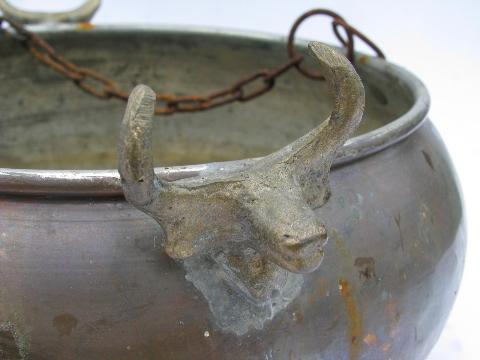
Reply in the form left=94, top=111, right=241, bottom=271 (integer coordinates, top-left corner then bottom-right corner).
left=0, top=9, right=385, bottom=116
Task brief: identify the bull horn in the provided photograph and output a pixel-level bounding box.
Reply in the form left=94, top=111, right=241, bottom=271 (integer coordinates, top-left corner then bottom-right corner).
left=118, top=85, right=162, bottom=207
left=259, top=42, right=365, bottom=207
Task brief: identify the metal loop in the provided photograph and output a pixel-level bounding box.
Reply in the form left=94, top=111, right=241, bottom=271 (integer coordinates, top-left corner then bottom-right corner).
left=166, top=97, right=203, bottom=111
left=206, top=89, right=242, bottom=109
left=0, top=0, right=101, bottom=25
left=331, top=21, right=355, bottom=60
left=332, top=18, right=386, bottom=60
left=287, top=9, right=353, bottom=79
left=75, top=68, right=116, bottom=98
left=235, top=72, right=275, bottom=102
left=1, top=7, right=385, bottom=116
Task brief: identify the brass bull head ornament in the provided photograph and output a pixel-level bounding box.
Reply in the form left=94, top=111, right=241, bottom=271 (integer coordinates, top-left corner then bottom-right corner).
left=118, top=42, right=364, bottom=303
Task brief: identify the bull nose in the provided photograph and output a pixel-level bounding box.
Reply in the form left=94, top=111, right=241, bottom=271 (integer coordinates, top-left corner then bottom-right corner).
left=281, top=234, right=326, bottom=253
left=269, top=230, right=328, bottom=273
left=281, top=229, right=328, bottom=250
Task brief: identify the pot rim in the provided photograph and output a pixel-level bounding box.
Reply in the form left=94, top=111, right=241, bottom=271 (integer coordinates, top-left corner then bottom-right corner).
left=0, top=24, right=430, bottom=196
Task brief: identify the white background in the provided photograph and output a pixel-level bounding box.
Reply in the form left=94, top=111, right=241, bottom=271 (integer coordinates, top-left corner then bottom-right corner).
left=5, top=1, right=480, bottom=359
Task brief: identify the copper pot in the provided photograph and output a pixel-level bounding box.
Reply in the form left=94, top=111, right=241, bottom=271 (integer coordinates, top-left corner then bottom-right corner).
left=0, top=2, right=464, bottom=359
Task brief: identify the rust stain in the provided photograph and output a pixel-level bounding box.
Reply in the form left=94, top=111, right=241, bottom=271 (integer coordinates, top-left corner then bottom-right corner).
left=317, top=277, right=328, bottom=297
left=52, top=313, right=78, bottom=336
left=78, top=22, right=95, bottom=30
left=386, top=301, right=401, bottom=338
left=358, top=55, right=370, bottom=64
left=309, top=278, right=329, bottom=304
left=386, top=301, right=396, bottom=315
left=363, top=333, right=378, bottom=346
left=339, top=279, right=363, bottom=360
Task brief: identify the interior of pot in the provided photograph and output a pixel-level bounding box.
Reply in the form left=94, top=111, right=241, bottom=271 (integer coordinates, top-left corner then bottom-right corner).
left=0, top=28, right=413, bottom=170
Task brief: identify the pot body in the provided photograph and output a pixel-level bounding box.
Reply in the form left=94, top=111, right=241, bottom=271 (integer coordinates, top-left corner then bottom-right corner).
left=0, top=120, right=464, bottom=360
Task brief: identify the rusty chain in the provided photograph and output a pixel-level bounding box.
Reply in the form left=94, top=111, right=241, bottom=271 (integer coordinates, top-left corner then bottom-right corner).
left=0, top=9, right=385, bottom=116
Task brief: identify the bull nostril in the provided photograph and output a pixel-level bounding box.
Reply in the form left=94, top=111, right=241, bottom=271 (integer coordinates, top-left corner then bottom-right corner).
left=282, top=234, right=327, bottom=252
left=268, top=233, right=327, bottom=273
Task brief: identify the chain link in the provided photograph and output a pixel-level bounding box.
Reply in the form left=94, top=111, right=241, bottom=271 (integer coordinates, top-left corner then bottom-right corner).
left=0, top=9, right=385, bottom=116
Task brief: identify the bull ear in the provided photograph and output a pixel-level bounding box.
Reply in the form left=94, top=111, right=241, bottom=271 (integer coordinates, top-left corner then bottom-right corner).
left=259, top=42, right=365, bottom=207
left=118, top=85, right=163, bottom=207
